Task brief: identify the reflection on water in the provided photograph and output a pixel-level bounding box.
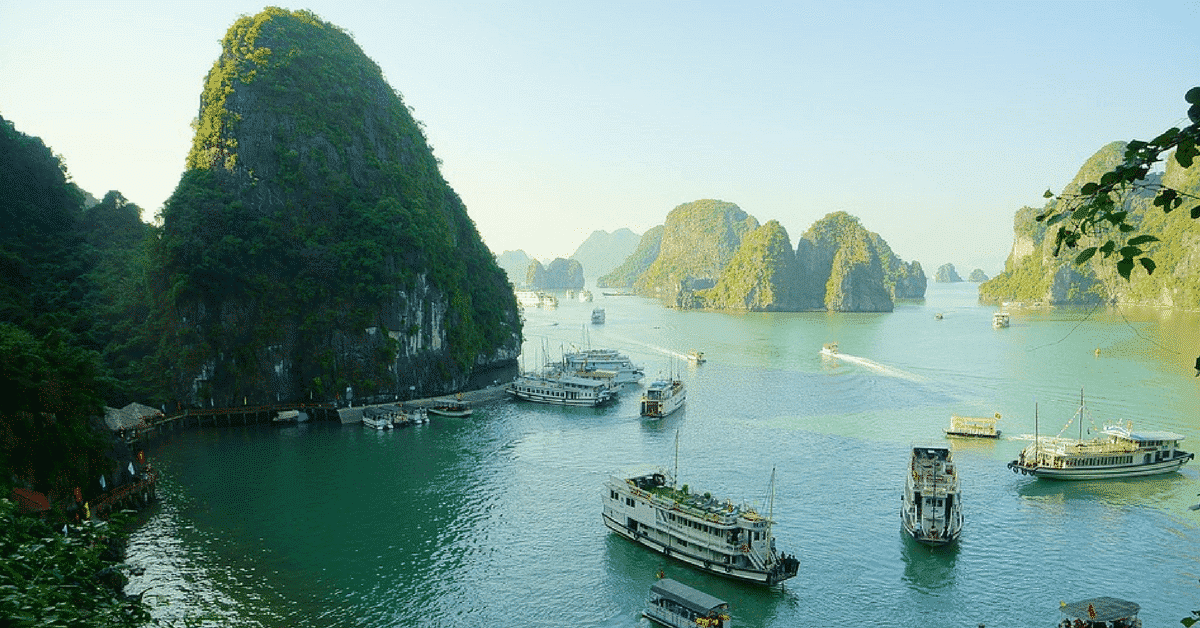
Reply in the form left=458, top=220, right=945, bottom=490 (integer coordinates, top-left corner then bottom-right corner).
left=900, top=532, right=959, bottom=594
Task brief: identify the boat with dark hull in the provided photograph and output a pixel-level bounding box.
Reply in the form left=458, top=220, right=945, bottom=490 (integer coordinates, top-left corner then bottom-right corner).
left=901, top=446, right=963, bottom=545
left=602, top=469, right=799, bottom=586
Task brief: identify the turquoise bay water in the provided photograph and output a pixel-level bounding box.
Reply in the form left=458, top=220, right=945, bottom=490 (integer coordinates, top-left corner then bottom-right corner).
left=127, top=283, right=1200, bottom=627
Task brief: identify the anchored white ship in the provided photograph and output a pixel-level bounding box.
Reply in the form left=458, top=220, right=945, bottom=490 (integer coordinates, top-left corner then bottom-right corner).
left=602, top=468, right=799, bottom=586
left=563, top=348, right=644, bottom=385
left=901, top=446, right=963, bottom=545
left=640, top=378, right=686, bottom=418
left=507, top=368, right=617, bottom=407
left=1007, top=393, right=1193, bottom=480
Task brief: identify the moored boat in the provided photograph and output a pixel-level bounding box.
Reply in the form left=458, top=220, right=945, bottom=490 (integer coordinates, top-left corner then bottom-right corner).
left=993, top=312, right=1010, bottom=328
left=591, top=307, right=605, bottom=324
left=507, top=368, right=618, bottom=406
left=602, top=468, right=799, bottom=585
left=901, top=446, right=963, bottom=545
left=644, top=578, right=731, bottom=628
left=1006, top=394, right=1193, bottom=480
left=641, top=378, right=686, bottom=418
left=945, top=413, right=1001, bottom=439
left=563, top=348, right=644, bottom=385
left=428, top=399, right=472, bottom=417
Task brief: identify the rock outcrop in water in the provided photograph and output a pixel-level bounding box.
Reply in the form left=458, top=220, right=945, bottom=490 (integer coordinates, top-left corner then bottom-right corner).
left=700, top=220, right=802, bottom=311
left=794, top=212, right=912, bottom=312
left=597, top=225, right=663, bottom=290
left=980, top=141, right=1200, bottom=308
left=158, top=8, right=520, bottom=406
left=935, top=263, right=963, bottom=282
left=526, top=258, right=584, bottom=290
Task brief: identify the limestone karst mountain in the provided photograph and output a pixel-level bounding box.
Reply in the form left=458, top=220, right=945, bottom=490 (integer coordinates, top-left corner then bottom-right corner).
left=159, top=8, right=520, bottom=405
left=570, top=228, right=640, bottom=279
left=981, top=140, right=1200, bottom=307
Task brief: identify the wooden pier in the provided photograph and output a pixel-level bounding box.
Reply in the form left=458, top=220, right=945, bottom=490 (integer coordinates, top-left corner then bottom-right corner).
left=126, top=403, right=338, bottom=444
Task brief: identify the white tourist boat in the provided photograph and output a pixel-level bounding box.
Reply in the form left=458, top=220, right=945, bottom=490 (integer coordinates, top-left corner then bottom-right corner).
left=901, top=446, right=963, bottom=545
left=993, top=312, right=1010, bottom=328
left=819, top=342, right=838, bottom=357
left=944, top=413, right=1001, bottom=439
left=602, top=467, right=800, bottom=586
left=578, top=289, right=593, bottom=302
left=686, top=350, right=706, bottom=364
left=1007, top=394, right=1194, bottom=480
left=640, top=377, right=686, bottom=418
left=514, top=290, right=558, bottom=309
left=591, top=307, right=605, bottom=324
left=563, top=348, right=644, bottom=385
left=507, top=368, right=618, bottom=406
left=361, top=406, right=394, bottom=430
left=644, top=578, right=732, bottom=628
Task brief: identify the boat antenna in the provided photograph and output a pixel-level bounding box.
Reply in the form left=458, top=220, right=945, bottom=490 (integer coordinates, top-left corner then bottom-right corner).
left=1079, top=387, right=1084, bottom=441
left=768, top=467, right=776, bottom=527
left=673, top=429, right=680, bottom=488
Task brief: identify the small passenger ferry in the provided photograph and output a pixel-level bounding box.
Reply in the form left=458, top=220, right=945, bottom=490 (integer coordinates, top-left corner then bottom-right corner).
left=591, top=307, right=605, bottom=324
left=901, top=446, right=963, bottom=545
left=944, top=413, right=1001, bottom=439
left=993, top=312, right=1010, bottom=328
left=1007, top=395, right=1193, bottom=480
left=507, top=369, right=617, bottom=407
left=644, top=578, right=731, bottom=628
left=640, top=378, right=686, bottom=418
left=1057, top=597, right=1140, bottom=628
left=602, top=469, right=799, bottom=585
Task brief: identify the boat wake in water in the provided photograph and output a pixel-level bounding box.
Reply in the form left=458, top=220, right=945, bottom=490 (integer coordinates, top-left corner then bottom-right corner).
left=822, top=350, right=927, bottom=383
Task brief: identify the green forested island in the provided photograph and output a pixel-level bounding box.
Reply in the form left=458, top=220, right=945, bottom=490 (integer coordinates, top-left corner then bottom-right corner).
left=981, top=141, right=1200, bottom=307
left=599, top=202, right=925, bottom=312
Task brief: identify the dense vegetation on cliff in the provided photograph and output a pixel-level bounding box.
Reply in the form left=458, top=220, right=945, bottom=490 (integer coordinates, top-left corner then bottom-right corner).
left=634, top=200, right=759, bottom=303
left=160, top=8, right=520, bottom=404
left=597, top=225, right=664, bottom=289
left=981, top=141, right=1200, bottom=307
left=700, top=221, right=801, bottom=311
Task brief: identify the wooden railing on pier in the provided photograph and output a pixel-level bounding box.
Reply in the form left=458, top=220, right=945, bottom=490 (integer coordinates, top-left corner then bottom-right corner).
left=127, top=403, right=337, bottom=444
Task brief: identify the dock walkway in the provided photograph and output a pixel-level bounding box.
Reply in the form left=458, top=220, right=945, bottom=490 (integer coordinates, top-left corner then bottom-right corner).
left=336, top=383, right=509, bottom=423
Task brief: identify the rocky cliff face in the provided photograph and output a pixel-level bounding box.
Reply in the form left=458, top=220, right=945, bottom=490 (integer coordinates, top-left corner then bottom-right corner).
left=160, top=9, right=520, bottom=406
left=496, top=250, right=532, bottom=286
left=701, top=220, right=801, bottom=311
left=794, top=212, right=921, bottom=312
left=981, top=141, right=1200, bottom=308
left=597, top=225, right=663, bottom=289
left=934, top=263, right=963, bottom=282
left=634, top=199, right=759, bottom=304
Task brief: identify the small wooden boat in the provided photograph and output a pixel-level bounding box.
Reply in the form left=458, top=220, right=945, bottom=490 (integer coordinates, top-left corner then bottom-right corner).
left=1056, top=597, right=1139, bottom=628
left=819, top=342, right=838, bottom=357
left=644, top=578, right=732, bottom=628
left=427, top=400, right=472, bottom=417
left=993, top=312, right=1010, bottom=328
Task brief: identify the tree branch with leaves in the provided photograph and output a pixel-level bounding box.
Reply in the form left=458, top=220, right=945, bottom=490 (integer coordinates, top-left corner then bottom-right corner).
left=1037, top=87, right=1200, bottom=279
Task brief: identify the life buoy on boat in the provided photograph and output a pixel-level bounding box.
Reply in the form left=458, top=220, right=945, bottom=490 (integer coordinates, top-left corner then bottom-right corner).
left=740, top=544, right=749, bottom=553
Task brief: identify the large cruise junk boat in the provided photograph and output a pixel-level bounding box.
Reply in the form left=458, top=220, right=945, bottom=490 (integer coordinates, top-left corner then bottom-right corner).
left=640, top=378, right=686, bottom=418
left=602, top=469, right=799, bottom=586
left=507, top=368, right=617, bottom=407
left=1006, top=395, right=1194, bottom=480
left=901, top=446, right=963, bottom=545
left=563, top=348, right=644, bottom=385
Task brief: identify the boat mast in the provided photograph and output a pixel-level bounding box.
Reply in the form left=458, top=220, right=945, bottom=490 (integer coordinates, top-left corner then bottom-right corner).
left=1034, top=402, right=1039, bottom=466
left=673, top=429, right=680, bottom=488
left=768, top=467, right=776, bottom=527
left=1079, top=387, right=1084, bottom=441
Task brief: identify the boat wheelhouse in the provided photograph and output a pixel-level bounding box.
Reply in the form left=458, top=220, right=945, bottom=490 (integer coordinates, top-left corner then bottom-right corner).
left=644, top=578, right=731, bottom=628
left=602, top=470, right=799, bottom=586
left=1007, top=396, right=1193, bottom=480
left=640, top=378, right=686, bottom=418
left=901, top=446, right=963, bottom=545
left=945, top=413, right=1001, bottom=439
left=507, top=370, right=617, bottom=407
left=563, top=348, right=644, bottom=385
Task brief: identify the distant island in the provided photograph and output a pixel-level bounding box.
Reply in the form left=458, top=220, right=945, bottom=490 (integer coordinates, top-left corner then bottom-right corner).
left=934, top=263, right=963, bottom=283
left=597, top=201, right=925, bottom=312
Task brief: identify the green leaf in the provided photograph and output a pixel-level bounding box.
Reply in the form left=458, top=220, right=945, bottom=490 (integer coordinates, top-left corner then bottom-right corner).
left=1175, top=139, right=1197, bottom=168
left=1116, top=258, right=1134, bottom=280
left=1192, top=204, right=1200, bottom=220
left=1043, top=189, right=1054, bottom=199
left=1105, top=211, right=1127, bottom=224
left=1119, top=246, right=1143, bottom=258
left=1139, top=257, right=1156, bottom=275
left=1099, top=240, right=1115, bottom=255
left=1119, top=223, right=1136, bottom=232
left=1074, top=247, right=1098, bottom=265
left=1126, top=234, right=1159, bottom=246
left=1152, top=127, right=1180, bottom=145
left=1187, top=86, right=1200, bottom=104
left=1189, top=103, right=1200, bottom=125
left=1080, top=182, right=1098, bottom=195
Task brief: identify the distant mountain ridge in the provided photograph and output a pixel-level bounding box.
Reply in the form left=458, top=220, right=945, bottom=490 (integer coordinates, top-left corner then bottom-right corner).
left=570, top=229, right=640, bottom=279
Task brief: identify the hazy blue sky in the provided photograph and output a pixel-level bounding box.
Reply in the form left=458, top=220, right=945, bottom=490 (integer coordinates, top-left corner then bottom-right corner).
left=2, top=1, right=1197, bottom=274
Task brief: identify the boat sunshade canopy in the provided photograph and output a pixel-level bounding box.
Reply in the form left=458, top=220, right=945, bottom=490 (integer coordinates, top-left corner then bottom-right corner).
left=650, top=578, right=727, bottom=614
left=1060, top=597, right=1140, bottom=622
